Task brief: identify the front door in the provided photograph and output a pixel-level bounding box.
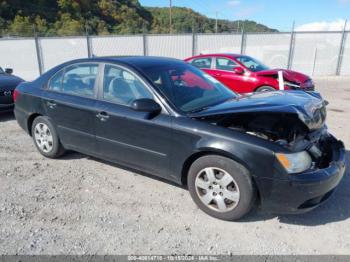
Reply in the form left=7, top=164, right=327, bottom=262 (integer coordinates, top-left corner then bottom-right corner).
left=95, top=64, right=173, bottom=178
left=213, top=57, right=255, bottom=93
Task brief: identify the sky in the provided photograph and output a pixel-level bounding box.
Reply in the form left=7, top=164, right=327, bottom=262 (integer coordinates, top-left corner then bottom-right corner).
left=139, top=0, right=350, bottom=31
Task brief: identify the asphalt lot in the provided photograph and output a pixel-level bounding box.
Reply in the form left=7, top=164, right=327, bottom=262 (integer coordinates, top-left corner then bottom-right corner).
left=0, top=77, right=350, bottom=255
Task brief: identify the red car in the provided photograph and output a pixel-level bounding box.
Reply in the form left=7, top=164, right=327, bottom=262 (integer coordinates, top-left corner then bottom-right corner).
left=184, top=54, right=315, bottom=93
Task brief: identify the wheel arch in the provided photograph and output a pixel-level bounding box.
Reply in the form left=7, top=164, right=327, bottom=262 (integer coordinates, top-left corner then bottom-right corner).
left=254, top=85, right=277, bottom=92
left=181, top=149, right=261, bottom=205
left=27, top=113, right=42, bottom=136
left=181, top=149, right=252, bottom=185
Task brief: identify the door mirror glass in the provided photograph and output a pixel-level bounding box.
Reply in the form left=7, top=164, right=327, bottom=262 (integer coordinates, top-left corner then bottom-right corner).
left=234, top=67, right=244, bottom=75
left=5, top=68, right=13, bottom=74
left=131, top=98, right=161, bottom=117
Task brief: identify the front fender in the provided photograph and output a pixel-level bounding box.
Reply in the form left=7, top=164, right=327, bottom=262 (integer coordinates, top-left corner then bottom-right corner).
left=171, top=117, right=280, bottom=184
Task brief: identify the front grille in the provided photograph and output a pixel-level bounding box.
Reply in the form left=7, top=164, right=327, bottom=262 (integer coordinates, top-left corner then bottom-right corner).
left=306, top=132, right=334, bottom=169
left=0, top=90, right=12, bottom=97
left=0, top=90, right=13, bottom=104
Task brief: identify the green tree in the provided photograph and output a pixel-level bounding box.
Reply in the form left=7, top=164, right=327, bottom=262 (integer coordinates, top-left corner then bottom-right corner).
left=8, top=15, right=33, bottom=36
left=34, top=16, right=49, bottom=36
left=54, top=13, right=83, bottom=36
left=0, top=0, right=277, bottom=36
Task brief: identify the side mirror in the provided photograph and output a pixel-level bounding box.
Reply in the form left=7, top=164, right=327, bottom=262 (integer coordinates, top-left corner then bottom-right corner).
left=5, top=68, right=13, bottom=74
left=233, top=67, right=244, bottom=75
left=131, top=98, right=162, bottom=118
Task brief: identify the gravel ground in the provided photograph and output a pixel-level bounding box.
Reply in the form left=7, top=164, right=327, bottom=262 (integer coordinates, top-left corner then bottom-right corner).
left=0, top=77, right=350, bottom=255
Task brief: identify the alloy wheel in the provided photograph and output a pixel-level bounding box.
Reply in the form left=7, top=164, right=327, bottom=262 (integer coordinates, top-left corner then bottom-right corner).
left=34, top=122, right=54, bottom=153
left=195, top=167, right=240, bottom=212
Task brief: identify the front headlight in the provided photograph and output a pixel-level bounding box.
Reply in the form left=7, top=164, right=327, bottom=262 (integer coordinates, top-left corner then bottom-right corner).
left=276, top=151, right=312, bottom=174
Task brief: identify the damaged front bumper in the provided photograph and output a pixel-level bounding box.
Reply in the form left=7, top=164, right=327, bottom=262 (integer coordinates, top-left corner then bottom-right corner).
left=255, top=135, right=346, bottom=214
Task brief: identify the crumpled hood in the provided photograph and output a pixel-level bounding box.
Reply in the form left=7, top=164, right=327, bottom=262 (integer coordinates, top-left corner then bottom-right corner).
left=256, top=69, right=310, bottom=83
left=191, top=91, right=326, bottom=130
left=0, top=74, right=23, bottom=91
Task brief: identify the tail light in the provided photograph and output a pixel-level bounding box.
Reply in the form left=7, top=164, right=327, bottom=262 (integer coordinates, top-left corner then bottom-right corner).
left=13, top=89, right=20, bottom=103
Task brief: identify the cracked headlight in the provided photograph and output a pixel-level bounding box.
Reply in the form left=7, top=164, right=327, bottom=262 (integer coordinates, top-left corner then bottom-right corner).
left=276, top=151, right=312, bottom=173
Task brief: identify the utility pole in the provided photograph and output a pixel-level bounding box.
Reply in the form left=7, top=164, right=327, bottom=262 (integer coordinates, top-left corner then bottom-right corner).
left=215, top=11, right=218, bottom=33
left=287, top=20, right=295, bottom=70
left=336, top=19, right=348, bottom=75
left=169, top=0, right=173, bottom=33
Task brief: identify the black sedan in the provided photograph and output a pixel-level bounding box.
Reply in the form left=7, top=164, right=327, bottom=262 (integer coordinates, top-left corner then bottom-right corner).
left=0, top=67, right=23, bottom=112
left=14, top=56, right=346, bottom=220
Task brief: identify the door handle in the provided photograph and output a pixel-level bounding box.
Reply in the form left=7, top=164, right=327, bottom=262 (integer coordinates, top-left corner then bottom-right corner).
left=214, top=73, right=221, bottom=76
left=96, top=112, right=110, bottom=121
left=47, top=101, right=57, bottom=109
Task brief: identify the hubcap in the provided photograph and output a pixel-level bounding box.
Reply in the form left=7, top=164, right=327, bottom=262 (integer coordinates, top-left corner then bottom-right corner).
left=34, top=123, right=53, bottom=153
left=195, top=167, right=240, bottom=212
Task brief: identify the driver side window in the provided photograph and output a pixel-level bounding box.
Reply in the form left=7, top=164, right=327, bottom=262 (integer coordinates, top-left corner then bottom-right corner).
left=103, top=65, right=153, bottom=106
left=215, top=57, right=238, bottom=71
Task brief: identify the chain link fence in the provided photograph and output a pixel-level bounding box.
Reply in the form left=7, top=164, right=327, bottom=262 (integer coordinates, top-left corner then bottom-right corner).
left=0, top=31, right=349, bottom=80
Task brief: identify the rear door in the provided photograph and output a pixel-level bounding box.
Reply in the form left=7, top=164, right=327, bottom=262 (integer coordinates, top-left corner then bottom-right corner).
left=94, top=63, right=173, bottom=177
left=189, top=56, right=216, bottom=75
left=42, top=63, right=100, bottom=154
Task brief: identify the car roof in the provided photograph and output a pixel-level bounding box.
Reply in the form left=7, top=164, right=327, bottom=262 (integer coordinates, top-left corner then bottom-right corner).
left=65, top=56, right=185, bottom=70
left=186, top=53, right=243, bottom=60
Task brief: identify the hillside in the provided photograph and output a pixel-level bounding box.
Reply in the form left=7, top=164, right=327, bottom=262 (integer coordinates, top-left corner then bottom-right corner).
left=147, top=7, right=277, bottom=34
left=0, top=0, right=277, bottom=36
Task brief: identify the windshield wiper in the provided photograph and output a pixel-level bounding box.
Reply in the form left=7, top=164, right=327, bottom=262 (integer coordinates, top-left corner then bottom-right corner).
left=187, top=97, right=239, bottom=114
left=187, top=106, right=211, bottom=114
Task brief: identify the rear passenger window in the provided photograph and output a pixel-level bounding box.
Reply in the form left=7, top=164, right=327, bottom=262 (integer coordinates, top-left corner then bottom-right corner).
left=191, top=58, right=212, bottom=69
left=48, top=70, right=63, bottom=91
left=103, top=65, right=153, bottom=106
left=61, top=64, right=98, bottom=98
left=48, top=64, right=98, bottom=98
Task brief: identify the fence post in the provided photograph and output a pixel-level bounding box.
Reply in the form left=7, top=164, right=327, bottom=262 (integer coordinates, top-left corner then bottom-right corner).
left=86, top=35, right=92, bottom=58
left=312, top=47, right=318, bottom=76
left=192, top=32, right=196, bottom=56
left=336, top=20, right=348, bottom=76
left=34, top=35, right=43, bottom=75
left=240, top=30, right=246, bottom=54
left=287, top=22, right=295, bottom=70
left=143, top=34, right=147, bottom=56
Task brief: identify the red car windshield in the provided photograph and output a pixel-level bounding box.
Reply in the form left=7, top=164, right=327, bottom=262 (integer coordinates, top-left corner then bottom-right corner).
left=236, top=55, right=269, bottom=72
left=142, top=64, right=237, bottom=113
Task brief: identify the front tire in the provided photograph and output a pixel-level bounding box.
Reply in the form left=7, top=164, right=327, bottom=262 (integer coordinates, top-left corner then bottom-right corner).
left=31, top=116, right=65, bottom=158
left=187, top=155, right=256, bottom=221
left=255, top=86, right=276, bottom=92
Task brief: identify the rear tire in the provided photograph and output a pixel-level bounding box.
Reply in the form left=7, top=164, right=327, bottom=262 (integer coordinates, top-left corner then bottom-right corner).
left=31, top=116, right=65, bottom=158
left=187, top=155, right=256, bottom=221
left=255, top=86, right=276, bottom=92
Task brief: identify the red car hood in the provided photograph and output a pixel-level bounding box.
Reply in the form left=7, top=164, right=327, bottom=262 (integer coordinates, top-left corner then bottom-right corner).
left=256, top=69, right=310, bottom=84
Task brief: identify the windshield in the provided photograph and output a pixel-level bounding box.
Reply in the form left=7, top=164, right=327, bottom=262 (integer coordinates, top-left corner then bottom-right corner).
left=0, top=67, right=4, bottom=74
left=142, top=63, right=237, bottom=113
left=236, top=55, right=269, bottom=72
